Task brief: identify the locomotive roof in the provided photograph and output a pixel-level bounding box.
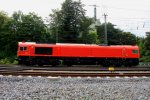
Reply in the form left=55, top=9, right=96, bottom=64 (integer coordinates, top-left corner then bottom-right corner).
left=18, top=42, right=138, bottom=49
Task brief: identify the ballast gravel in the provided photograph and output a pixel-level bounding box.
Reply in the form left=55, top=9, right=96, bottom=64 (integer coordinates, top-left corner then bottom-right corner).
left=0, top=76, right=150, bottom=100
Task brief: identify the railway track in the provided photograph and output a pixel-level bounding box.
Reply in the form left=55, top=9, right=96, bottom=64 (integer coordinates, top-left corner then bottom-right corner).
left=0, top=65, right=150, bottom=77
left=0, top=64, right=150, bottom=71
left=0, top=70, right=150, bottom=77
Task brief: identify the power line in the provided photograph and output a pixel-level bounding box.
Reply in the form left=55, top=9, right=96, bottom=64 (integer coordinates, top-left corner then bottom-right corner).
left=101, top=5, right=150, bottom=12
left=108, top=17, right=150, bottom=20
left=99, top=16, right=149, bottom=25
left=109, top=7, right=150, bottom=12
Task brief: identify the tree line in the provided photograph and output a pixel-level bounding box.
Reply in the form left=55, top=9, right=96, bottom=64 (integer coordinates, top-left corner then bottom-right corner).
left=0, top=0, right=149, bottom=63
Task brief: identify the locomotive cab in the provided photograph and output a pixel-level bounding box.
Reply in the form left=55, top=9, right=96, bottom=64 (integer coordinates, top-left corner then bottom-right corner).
left=122, top=46, right=140, bottom=66
left=17, top=42, right=35, bottom=65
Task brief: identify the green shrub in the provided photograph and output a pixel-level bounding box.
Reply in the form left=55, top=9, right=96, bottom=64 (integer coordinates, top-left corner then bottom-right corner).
left=0, top=58, right=10, bottom=64
left=0, top=56, right=18, bottom=64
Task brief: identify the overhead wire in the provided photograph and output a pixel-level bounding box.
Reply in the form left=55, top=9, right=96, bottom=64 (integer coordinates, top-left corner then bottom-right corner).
left=94, top=4, right=150, bottom=35
left=105, top=6, right=150, bottom=12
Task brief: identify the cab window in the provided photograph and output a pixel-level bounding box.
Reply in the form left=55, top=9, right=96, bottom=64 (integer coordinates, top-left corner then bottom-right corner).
left=20, top=47, right=27, bottom=51
left=132, top=50, right=138, bottom=54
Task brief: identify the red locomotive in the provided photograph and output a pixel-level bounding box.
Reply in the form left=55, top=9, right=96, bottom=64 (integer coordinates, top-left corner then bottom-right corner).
left=17, top=42, right=140, bottom=67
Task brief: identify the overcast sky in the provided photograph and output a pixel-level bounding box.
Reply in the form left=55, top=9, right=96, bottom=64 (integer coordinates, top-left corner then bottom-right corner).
left=0, top=0, right=150, bottom=37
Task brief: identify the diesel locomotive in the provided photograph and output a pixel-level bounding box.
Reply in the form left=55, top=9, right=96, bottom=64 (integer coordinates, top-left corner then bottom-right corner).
left=17, top=42, right=140, bottom=67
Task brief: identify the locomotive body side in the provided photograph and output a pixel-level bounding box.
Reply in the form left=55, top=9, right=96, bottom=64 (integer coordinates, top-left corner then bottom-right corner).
left=17, top=42, right=139, bottom=66
left=56, top=45, right=139, bottom=66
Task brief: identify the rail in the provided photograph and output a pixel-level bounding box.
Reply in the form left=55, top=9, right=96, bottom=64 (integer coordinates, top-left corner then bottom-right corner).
left=0, top=70, right=150, bottom=77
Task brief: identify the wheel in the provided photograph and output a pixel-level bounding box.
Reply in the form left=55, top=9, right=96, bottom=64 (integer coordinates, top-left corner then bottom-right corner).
left=67, top=64, right=72, bottom=67
left=52, top=64, right=56, bottom=67
left=38, top=63, right=43, bottom=66
left=101, top=60, right=110, bottom=67
left=102, top=63, right=110, bottom=67
left=115, top=63, right=122, bottom=67
left=25, top=62, right=31, bottom=66
left=114, top=61, right=122, bottom=67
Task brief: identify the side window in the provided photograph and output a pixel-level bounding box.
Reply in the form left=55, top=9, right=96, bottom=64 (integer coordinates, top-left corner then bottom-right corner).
left=35, top=47, right=52, bottom=55
left=132, top=50, right=138, bottom=54
left=20, top=47, right=27, bottom=51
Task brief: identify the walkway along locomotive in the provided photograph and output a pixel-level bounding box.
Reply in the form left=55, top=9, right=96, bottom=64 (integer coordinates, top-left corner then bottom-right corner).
left=17, top=42, right=140, bottom=67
